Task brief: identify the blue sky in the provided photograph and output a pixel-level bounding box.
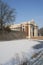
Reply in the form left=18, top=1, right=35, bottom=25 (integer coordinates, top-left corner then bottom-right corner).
left=3, top=0, right=43, bottom=28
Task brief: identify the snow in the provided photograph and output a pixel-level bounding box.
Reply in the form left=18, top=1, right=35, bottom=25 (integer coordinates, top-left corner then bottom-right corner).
left=0, top=39, right=42, bottom=64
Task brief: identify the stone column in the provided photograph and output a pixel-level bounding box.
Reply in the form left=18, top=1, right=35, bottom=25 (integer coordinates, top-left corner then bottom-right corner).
left=34, top=26, right=38, bottom=37
left=28, top=24, right=31, bottom=38
left=30, top=25, right=34, bottom=37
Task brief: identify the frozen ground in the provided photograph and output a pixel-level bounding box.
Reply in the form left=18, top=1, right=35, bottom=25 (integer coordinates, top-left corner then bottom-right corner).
left=0, top=39, right=43, bottom=65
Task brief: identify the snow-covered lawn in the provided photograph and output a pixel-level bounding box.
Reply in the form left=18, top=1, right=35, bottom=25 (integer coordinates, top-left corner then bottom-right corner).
left=0, top=39, right=43, bottom=65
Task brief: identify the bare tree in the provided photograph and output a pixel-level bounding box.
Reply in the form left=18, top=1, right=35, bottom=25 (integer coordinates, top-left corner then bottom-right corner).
left=39, top=27, right=43, bottom=36
left=0, top=0, right=16, bottom=30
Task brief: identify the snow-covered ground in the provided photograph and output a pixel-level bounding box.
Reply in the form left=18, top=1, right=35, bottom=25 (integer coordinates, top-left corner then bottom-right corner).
left=0, top=39, right=43, bottom=65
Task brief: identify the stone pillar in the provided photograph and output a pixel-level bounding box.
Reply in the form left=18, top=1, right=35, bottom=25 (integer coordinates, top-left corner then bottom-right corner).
left=34, top=26, right=38, bottom=37
left=28, top=24, right=31, bottom=38
left=30, top=25, right=34, bottom=37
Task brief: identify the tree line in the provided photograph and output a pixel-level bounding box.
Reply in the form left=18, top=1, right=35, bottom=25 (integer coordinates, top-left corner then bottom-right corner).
left=39, top=27, right=43, bottom=36
left=0, top=0, right=16, bottom=31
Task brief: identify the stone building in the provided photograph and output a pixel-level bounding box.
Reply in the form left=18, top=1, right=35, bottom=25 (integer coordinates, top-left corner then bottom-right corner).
left=10, top=19, right=38, bottom=38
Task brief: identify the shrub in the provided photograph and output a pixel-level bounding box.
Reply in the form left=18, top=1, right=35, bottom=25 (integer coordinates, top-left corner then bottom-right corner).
left=4, top=26, right=11, bottom=32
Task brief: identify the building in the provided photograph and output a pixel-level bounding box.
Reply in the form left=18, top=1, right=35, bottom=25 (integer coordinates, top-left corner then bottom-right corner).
left=10, top=19, right=38, bottom=39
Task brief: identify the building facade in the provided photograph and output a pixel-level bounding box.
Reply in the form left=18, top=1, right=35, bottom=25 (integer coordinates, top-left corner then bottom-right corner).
left=10, top=19, right=38, bottom=38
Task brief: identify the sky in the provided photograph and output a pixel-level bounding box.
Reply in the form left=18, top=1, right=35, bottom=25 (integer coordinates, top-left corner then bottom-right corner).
left=2, top=0, right=43, bottom=28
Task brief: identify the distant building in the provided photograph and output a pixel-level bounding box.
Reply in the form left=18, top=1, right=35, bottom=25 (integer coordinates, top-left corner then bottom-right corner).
left=10, top=19, right=38, bottom=38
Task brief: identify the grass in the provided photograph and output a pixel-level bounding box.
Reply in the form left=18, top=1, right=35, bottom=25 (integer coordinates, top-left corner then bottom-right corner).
left=32, top=36, right=43, bottom=40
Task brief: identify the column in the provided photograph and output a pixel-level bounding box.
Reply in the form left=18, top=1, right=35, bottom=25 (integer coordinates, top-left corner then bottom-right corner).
left=28, top=24, right=31, bottom=38
left=30, top=25, right=34, bottom=37
left=34, top=26, right=38, bottom=37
